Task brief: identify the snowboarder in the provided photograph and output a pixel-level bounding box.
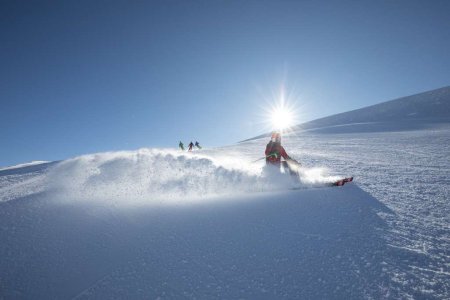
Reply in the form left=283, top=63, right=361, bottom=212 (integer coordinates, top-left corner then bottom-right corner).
left=195, top=141, right=202, bottom=149
left=179, top=141, right=185, bottom=151
left=265, top=131, right=300, bottom=176
left=188, top=141, right=194, bottom=151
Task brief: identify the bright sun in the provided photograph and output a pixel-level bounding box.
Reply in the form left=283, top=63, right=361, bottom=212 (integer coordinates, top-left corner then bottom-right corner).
left=271, top=107, right=294, bottom=130
left=262, top=85, right=301, bottom=133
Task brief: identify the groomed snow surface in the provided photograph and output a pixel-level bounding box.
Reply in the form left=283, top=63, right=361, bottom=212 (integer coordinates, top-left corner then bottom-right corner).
left=1, top=123, right=449, bottom=299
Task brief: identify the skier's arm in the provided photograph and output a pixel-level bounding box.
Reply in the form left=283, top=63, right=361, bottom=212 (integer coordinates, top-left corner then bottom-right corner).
left=281, top=147, right=301, bottom=165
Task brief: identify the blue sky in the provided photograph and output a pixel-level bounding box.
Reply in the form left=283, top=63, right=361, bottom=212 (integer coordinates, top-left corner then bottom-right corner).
left=1, top=0, right=450, bottom=166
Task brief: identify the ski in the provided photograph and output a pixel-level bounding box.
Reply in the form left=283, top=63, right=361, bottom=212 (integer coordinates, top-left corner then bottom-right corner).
left=332, top=177, right=354, bottom=186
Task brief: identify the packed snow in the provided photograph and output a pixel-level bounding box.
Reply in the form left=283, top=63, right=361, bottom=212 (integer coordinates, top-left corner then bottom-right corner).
left=1, top=88, right=449, bottom=299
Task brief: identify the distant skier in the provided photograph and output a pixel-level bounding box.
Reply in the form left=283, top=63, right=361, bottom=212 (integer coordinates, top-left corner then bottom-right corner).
left=188, top=141, right=194, bottom=151
left=265, top=131, right=300, bottom=176
left=195, top=141, right=202, bottom=149
left=179, top=141, right=185, bottom=151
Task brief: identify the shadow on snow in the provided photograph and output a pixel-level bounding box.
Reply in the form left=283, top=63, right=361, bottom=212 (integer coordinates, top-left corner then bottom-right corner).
left=0, top=185, right=396, bottom=299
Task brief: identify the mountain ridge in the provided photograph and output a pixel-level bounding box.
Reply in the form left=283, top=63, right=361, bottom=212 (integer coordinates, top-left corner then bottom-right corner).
left=245, top=86, right=450, bottom=141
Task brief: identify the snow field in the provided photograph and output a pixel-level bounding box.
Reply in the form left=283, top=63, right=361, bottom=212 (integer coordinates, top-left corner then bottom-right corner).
left=0, top=181, right=390, bottom=299
left=0, top=123, right=449, bottom=298
left=278, top=127, right=450, bottom=299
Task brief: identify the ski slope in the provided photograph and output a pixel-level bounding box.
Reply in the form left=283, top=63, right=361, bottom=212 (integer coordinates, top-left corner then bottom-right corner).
left=1, top=88, right=450, bottom=299
left=248, top=86, right=450, bottom=140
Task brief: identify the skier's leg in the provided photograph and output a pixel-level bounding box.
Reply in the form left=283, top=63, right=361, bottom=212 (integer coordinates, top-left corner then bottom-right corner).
left=283, top=161, right=299, bottom=177
left=281, top=161, right=297, bottom=177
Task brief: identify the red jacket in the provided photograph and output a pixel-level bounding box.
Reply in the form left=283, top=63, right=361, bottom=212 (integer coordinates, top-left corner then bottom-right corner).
left=265, top=142, right=289, bottom=164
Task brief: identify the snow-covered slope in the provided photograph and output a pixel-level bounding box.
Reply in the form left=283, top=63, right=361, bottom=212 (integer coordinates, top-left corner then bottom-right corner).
left=1, top=96, right=449, bottom=298
left=299, top=86, right=450, bottom=128
left=0, top=147, right=388, bottom=299
left=0, top=161, right=51, bottom=172
left=0, top=185, right=391, bottom=299
left=249, top=86, right=450, bottom=140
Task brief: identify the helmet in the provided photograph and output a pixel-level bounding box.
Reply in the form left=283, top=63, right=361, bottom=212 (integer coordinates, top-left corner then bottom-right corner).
left=271, top=131, right=281, bottom=143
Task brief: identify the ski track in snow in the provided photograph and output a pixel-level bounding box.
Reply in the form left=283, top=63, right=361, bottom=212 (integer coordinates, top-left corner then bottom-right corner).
left=278, top=127, right=450, bottom=299
left=0, top=126, right=449, bottom=299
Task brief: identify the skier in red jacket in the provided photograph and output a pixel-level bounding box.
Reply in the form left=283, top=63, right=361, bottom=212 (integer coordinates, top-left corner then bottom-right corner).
left=265, top=131, right=300, bottom=175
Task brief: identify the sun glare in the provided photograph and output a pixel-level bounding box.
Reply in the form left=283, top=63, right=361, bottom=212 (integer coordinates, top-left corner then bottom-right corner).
left=259, top=84, right=303, bottom=135
left=271, top=106, right=294, bottom=130
left=267, top=86, right=299, bottom=132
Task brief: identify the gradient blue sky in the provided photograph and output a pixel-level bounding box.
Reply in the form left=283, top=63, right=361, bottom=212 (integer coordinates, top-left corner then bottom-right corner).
left=1, top=0, right=450, bottom=166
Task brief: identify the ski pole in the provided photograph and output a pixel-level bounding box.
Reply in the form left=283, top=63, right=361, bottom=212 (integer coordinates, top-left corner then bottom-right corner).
left=251, top=153, right=279, bottom=163
left=251, top=157, right=267, bottom=163
left=287, top=157, right=302, bottom=167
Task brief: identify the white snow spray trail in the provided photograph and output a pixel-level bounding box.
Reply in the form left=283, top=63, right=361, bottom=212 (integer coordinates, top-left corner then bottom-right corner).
left=42, top=148, right=341, bottom=205
left=45, top=149, right=261, bottom=204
